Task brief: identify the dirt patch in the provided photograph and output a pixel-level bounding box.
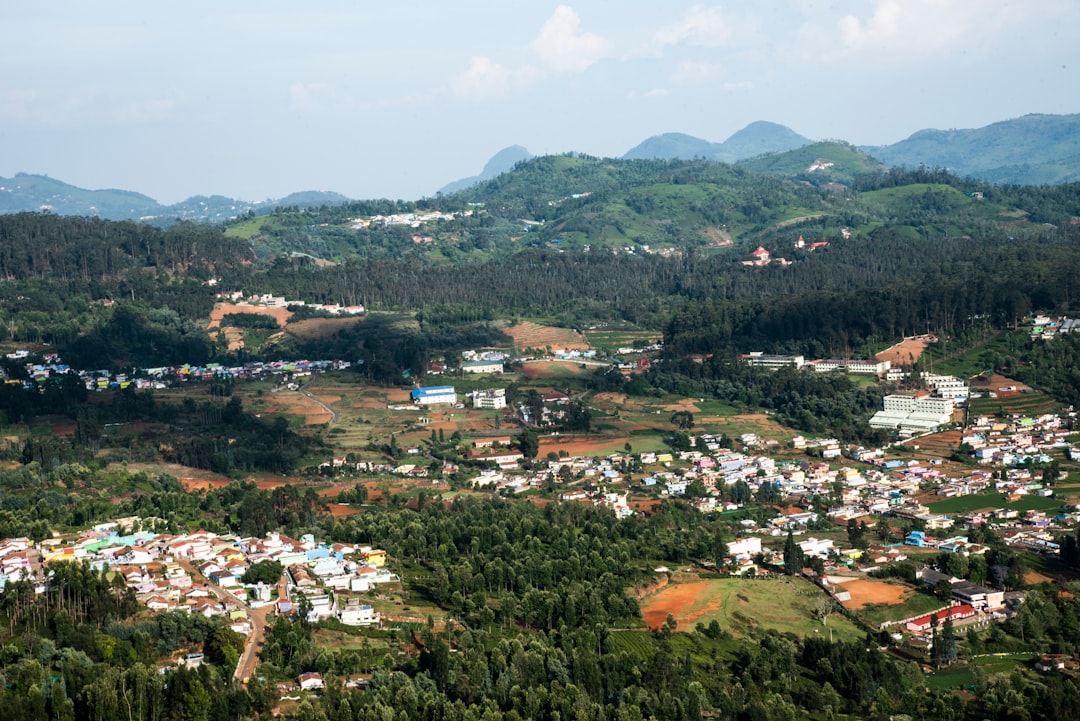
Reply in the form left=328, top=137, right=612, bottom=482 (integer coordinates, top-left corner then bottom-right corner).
left=260, top=390, right=333, bottom=425
left=519, top=361, right=587, bottom=379
left=640, top=581, right=723, bottom=630
left=207, top=303, right=292, bottom=330
left=180, top=478, right=234, bottom=492
left=834, top=578, right=909, bottom=610
left=538, top=435, right=630, bottom=457
left=1025, top=571, right=1054, bottom=585
left=876, top=335, right=936, bottom=367
left=327, top=503, right=363, bottom=517
left=661, top=399, right=701, bottom=413
left=503, top=321, right=590, bottom=352
left=969, top=373, right=1032, bottom=392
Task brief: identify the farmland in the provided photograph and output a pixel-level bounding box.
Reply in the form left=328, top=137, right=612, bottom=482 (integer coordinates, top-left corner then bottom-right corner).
left=502, top=321, right=591, bottom=352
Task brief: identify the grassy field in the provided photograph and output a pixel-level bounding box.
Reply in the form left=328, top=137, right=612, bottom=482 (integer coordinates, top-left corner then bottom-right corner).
left=640, top=577, right=865, bottom=642
left=927, top=492, right=1063, bottom=515
left=925, top=652, right=1037, bottom=689
left=967, top=392, right=1062, bottom=418
left=856, top=590, right=944, bottom=626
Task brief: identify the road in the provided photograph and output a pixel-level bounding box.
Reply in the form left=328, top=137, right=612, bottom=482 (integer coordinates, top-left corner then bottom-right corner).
left=234, top=573, right=290, bottom=683
left=300, top=372, right=338, bottom=424
left=178, top=560, right=289, bottom=683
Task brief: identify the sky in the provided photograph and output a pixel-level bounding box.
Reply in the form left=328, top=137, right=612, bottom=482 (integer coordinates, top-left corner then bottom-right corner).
left=2, top=1, right=1078, bottom=204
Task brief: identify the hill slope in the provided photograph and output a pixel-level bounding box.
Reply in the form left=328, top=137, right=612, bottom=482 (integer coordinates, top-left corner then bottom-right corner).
left=623, top=121, right=813, bottom=162
left=0, top=173, right=352, bottom=224
left=865, top=113, right=1080, bottom=185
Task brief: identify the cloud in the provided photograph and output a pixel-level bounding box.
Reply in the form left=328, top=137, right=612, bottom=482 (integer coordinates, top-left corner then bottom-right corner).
left=654, top=5, right=733, bottom=49
left=450, top=57, right=514, bottom=102
left=532, top=6, right=611, bottom=73
left=796, top=0, right=1070, bottom=65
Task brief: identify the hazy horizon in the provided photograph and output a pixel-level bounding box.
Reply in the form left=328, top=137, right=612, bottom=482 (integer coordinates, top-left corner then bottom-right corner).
left=3, top=1, right=1077, bottom=204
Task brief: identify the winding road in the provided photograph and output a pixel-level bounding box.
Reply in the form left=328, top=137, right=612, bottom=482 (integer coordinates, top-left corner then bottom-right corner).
left=299, top=372, right=338, bottom=424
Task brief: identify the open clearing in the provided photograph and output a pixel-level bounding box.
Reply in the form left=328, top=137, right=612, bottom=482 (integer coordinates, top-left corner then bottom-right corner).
left=256, top=389, right=334, bottom=425
left=833, top=577, right=909, bottom=610
left=875, top=335, right=935, bottom=366
left=520, top=361, right=589, bottom=379
left=207, top=303, right=292, bottom=329
left=639, top=577, right=863, bottom=641
left=286, top=316, right=366, bottom=340
left=503, top=321, right=590, bottom=351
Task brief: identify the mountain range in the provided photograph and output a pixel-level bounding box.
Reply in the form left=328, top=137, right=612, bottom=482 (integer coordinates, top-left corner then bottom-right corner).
left=2, top=113, right=1078, bottom=223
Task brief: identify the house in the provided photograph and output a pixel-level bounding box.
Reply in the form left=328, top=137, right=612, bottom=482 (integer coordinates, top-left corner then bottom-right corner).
left=298, top=672, right=325, bottom=691
left=905, top=604, right=977, bottom=633
left=726, top=537, right=762, bottom=556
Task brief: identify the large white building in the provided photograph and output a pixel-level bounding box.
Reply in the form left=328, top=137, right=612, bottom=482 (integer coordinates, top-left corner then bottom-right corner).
left=742, top=352, right=805, bottom=370
left=410, top=386, right=457, bottom=405
left=468, top=388, right=507, bottom=409
left=870, top=394, right=954, bottom=435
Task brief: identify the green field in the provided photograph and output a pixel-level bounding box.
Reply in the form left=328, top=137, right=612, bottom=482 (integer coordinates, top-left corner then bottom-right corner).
left=967, top=392, right=1062, bottom=418
left=855, top=590, right=944, bottom=627
left=927, top=491, right=1063, bottom=515
left=643, top=577, right=866, bottom=642
left=926, top=653, right=1037, bottom=689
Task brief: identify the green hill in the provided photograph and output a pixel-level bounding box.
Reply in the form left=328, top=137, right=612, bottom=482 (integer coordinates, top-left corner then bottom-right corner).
left=737, top=141, right=886, bottom=186
left=865, top=113, right=1080, bottom=185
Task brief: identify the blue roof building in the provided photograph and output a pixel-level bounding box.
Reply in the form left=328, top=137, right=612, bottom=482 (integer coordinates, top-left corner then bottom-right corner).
left=410, top=386, right=457, bottom=405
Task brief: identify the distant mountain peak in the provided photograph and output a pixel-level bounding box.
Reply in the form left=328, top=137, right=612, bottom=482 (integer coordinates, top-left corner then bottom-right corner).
left=438, top=145, right=533, bottom=196
left=622, top=121, right=812, bottom=163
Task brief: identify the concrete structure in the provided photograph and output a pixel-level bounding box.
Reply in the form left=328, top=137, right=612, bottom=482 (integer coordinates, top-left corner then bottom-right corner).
left=469, top=388, right=507, bottom=409
left=742, top=352, right=805, bottom=370
left=410, top=386, right=457, bottom=406
left=870, top=394, right=954, bottom=435
left=462, top=359, right=504, bottom=374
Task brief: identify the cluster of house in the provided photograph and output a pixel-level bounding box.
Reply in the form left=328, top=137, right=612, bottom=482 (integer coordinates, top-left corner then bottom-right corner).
left=964, top=411, right=1073, bottom=469
left=2, top=521, right=395, bottom=632
left=3, top=351, right=352, bottom=393
left=215, top=292, right=365, bottom=316
left=1028, top=314, right=1080, bottom=341
left=349, top=208, right=472, bottom=230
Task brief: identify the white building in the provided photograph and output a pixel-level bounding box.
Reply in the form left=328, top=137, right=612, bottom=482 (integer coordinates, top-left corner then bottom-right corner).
left=742, top=352, right=805, bottom=370
left=410, top=386, right=457, bottom=405
left=727, top=537, right=762, bottom=556
left=469, top=388, right=507, bottom=409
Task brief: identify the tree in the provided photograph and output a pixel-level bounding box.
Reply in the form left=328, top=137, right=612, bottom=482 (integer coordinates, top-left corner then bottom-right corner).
left=670, top=410, right=695, bottom=430
left=517, top=428, right=539, bottom=459
left=783, top=531, right=803, bottom=576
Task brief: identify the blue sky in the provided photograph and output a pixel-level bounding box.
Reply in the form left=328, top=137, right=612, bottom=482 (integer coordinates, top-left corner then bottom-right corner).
left=2, top=1, right=1077, bottom=203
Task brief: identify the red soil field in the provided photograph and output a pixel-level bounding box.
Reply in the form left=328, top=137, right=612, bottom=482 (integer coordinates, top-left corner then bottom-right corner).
left=207, top=304, right=292, bottom=330
left=875, top=335, right=935, bottom=367
left=835, top=578, right=908, bottom=610
left=640, top=581, right=723, bottom=630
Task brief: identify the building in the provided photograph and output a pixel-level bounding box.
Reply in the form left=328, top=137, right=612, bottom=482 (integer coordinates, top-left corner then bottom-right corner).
left=469, top=388, right=507, bottom=409
left=298, top=672, right=325, bottom=691
left=807, top=358, right=891, bottom=375
left=462, top=359, right=504, bottom=374
left=742, top=352, right=805, bottom=370
left=869, top=394, right=954, bottom=435
left=905, top=604, right=977, bottom=633
left=726, top=537, right=762, bottom=556
left=410, top=386, right=457, bottom=405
